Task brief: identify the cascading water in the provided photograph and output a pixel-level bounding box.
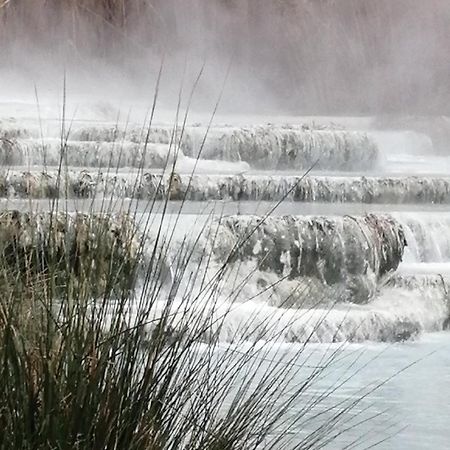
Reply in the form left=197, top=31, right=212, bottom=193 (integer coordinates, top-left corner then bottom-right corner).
left=1, top=117, right=449, bottom=344
left=392, top=212, right=450, bottom=263
left=1, top=123, right=379, bottom=171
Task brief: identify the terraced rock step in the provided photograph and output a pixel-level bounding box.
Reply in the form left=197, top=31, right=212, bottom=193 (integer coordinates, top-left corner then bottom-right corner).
left=74, top=125, right=381, bottom=171
left=0, top=210, right=140, bottom=294
left=384, top=272, right=450, bottom=291
left=2, top=170, right=450, bottom=204
left=166, top=173, right=450, bottom=203
left=0, top=169, right=177, bottom=199
left=0, top=139, right=170, bottom=168
left=0, top=138, right=251, bottom=173
left=1, top=123, right=380, bottom=171
left=0, top=119, right=38, bottom=140
left=208, top=214, right=406, bottom=304
left=217, top=287, right=448, bottom=343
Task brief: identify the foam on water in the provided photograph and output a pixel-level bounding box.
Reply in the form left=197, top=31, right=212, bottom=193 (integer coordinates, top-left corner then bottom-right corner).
left=138, top=267, right=449, bottom=345
left=216, top=284, right=448, bottom=343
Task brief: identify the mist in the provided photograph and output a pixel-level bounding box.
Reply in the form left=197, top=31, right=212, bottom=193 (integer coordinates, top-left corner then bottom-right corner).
left=1, top=0, right=449, bottom=116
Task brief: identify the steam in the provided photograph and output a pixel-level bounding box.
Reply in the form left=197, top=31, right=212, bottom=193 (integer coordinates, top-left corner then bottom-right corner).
left=0, top=0, right=448, bottom=116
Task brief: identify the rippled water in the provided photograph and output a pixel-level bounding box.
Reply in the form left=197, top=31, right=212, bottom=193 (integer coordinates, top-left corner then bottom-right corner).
left=276, top=333, right=450, bottom=449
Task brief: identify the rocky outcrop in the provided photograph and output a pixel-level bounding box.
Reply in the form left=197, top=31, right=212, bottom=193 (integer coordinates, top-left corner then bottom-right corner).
left=0, top=211, right=140, bottom=295
left=210, top=214, right=406, bottom=304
